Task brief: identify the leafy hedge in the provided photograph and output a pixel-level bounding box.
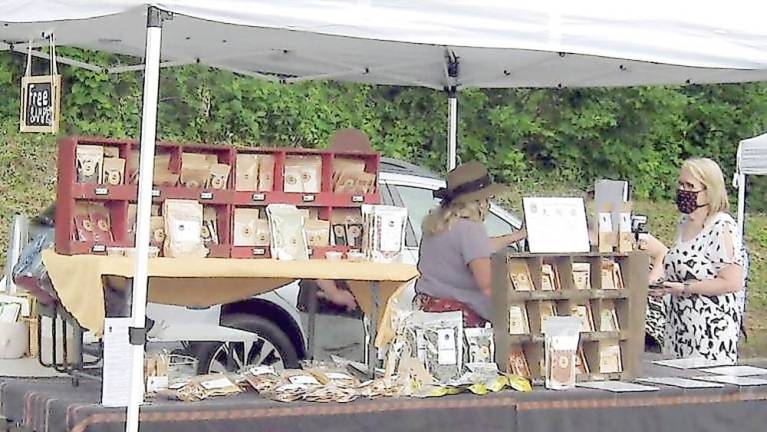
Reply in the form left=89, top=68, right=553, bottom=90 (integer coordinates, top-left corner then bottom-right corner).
left=1, top=48, right=766, bottom=242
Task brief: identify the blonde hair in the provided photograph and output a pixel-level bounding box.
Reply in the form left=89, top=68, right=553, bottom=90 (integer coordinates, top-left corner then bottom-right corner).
left=681, top=158, right=729, bottom=215
left=422, top=199, right=489, bottom=237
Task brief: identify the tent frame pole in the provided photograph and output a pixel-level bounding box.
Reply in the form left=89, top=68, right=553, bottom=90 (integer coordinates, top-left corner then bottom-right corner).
left=447, top=86, right=458, bottom=171
left=736, top=173, right=747, bottom=240
left=445, top=52, right=459, bottom=172
left=126, top=6, right=168, bottom=432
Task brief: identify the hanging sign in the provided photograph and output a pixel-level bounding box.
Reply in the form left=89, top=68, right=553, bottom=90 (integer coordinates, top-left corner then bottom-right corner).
left=20, top=36, right=61, bottom=134
left=20, top=75, right=61, bottom=133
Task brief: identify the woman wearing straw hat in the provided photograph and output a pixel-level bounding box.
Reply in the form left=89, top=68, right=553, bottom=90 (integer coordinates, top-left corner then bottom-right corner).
left=414, top=161, right=527, bottom=327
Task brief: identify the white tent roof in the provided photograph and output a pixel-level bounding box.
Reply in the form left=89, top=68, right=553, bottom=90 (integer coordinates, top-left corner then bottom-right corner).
left=3, top=1, right=767, bottom=89
left=738, top=133, right=767, bottom=175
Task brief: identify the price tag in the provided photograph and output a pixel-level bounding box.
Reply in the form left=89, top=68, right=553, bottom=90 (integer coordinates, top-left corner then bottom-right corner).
left=151, top=189, right=161, bottom=197
left=94, top=187, right=109, bottom=196
left=252, top=248, right=266, bottom=256
left=302, top=194, right=315, bottom=202
left=252, top=193, right=265, bottom=202
left=200, top=191, right=213, bottom=200
left=92, top=244, right=106, bottom=253
left=351, top=195, right=364, bottom=203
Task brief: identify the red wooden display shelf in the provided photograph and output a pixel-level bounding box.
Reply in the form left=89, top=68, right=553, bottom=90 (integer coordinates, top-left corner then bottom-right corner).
left=56, top=136, right=381, bottom=257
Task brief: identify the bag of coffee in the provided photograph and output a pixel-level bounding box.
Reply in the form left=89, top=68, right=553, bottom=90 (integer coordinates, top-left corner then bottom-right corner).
left=266, top=204, right=308, bottom=261
left=73, top=205, right=95, bottom=242
left=76, top=145, right=104, bottom=184
left=202, top=207, right=219, bottom=245
left=258, top=155, right=275, bottom=191
left=233, top=208, right=261, bottom=246
left=163, top=199, right=207, bottom=258
left=207, top=163, right=230, bottom=190
left=103, top=146, right=120, bottom=159
left=126, top=149, right=140, bottom=184
left=180, top=153, right=211, bottom=189
left=89, top=204, right=114, bottom=243
left=254, top=219, right=270, bottom=247
left=153, top=153, right=179, bottom=187
left=305, top=219, right=330, bottom=247
left=283, top=160, right=304, bottom=193
left=235, top=154, right=259, bottom=191
left=103, top=158, right=126, bottom=186
left=150, top=216, right=166, bottom=250
left=542, top=316, right=582, bottom=390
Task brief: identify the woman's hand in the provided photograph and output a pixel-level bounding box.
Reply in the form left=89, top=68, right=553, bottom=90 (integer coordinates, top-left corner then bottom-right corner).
left=317, top=288, right=358, bottom=311
left=649, top=281, right=685, bottom=297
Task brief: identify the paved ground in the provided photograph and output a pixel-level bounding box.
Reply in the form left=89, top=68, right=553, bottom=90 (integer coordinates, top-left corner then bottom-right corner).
left=0, top=358, right=66, bottom=378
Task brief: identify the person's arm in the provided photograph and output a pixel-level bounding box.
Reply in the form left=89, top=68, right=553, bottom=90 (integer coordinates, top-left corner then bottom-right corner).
left=657, top=264, right=743, bottom=297
left=315, top=279, right=358, bottom=311
left=468, top=257, right=493, bottom=297
left=653, top=217, right=744, bottom=297
left=639, top=233, right=668, bottom=284
left=490, top=228, right=527, bottom=252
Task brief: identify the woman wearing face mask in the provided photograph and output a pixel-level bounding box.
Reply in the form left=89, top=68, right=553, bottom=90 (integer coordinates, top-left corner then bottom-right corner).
left=414, top=161, right=527, bottom=327
left=651, top=158, right=744, bottom=362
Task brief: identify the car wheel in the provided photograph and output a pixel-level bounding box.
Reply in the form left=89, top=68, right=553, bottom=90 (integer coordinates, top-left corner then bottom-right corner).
left=193, top=313, right=300, bottom=374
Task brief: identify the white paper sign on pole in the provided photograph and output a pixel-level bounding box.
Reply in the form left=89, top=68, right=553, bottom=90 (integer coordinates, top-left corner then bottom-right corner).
left=101, top=318, right=136, bottom=407
left=523, top=197, right=590, bottom=254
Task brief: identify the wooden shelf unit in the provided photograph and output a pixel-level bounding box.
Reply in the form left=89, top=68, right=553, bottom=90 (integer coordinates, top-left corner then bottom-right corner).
left=55, top=136, right=380, bottom=257
left=492, top=251, right=648, bottom=383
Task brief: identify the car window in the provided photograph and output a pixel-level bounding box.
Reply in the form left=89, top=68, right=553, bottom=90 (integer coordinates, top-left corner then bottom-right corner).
left=392, top=185, right=515, bottom=246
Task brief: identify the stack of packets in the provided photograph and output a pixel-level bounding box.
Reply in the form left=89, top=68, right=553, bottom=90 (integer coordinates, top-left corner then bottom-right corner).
left=332, top=156, right=376, bottom=195
left=332, top=209, right=364, bottom=249
left=235, top=153, right=275, bottom=192
left=384, top=310, right=531, bottom=397
left=72, top=203, right=114, bottom=243
left=233, top=208, right=270, bottom=248
left=178, top=153, right=231, bottom=189
left=283, top=155, right=322, bottom=193
left=76, top=144, right=126, bottom=186
left=159, top=374, right=243, bottom=402
left=361, top=205, right=407, bottom=263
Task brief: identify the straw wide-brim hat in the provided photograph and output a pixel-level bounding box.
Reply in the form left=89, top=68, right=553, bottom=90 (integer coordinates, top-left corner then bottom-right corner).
left=433, top=161, right=507, bottom=205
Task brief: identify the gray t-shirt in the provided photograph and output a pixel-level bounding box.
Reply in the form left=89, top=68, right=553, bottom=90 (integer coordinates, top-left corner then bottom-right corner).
left=415, top=219, right=493, bottom=320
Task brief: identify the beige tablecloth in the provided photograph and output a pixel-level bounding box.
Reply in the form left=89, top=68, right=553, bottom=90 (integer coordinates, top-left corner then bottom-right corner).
left=42, top=250, right=418, bottom=346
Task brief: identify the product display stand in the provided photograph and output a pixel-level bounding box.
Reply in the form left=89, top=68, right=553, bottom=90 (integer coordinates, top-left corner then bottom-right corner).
left=55, top=136, right=380, bottom=258
left=492, top=251, right=648, bottom=382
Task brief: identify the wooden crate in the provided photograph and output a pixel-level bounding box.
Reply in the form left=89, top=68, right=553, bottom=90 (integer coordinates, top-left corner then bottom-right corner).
left=492, top=251, right=648, bottom=383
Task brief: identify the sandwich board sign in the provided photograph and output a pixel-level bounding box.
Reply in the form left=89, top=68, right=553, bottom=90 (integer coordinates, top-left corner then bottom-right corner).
left=20, top=74, right=61, bottom=134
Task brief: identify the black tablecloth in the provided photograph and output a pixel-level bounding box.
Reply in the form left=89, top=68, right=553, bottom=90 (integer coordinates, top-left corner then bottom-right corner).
left=3, top=361, right=767, bottom=432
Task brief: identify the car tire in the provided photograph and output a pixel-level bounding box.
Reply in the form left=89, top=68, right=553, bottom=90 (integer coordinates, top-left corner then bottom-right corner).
left=192, top=313, right=300, bottom=374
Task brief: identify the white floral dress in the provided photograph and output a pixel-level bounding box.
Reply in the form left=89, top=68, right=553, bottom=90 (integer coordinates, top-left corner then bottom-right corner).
left=663, top=212, right=743, bottom=363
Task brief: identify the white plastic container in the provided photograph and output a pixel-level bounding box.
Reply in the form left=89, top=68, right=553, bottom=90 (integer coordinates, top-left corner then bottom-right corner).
left=0, top=321, right=29, bottom=359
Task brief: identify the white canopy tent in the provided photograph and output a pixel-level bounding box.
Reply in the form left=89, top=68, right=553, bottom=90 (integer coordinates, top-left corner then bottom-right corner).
left=735, top=133, right=767, bottom=238
left=4, top=2, right=767, bottom=431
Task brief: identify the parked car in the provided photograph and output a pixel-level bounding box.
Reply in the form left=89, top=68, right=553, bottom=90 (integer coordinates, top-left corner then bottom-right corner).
left=12, top=158, right=523, bottom=373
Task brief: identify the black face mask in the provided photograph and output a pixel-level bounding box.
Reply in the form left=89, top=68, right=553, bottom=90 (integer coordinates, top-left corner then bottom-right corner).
left=676, top=189, right=706, bottom=214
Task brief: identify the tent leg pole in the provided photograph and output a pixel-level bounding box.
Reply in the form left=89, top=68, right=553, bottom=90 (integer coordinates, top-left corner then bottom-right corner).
left=736, top=174, right=747, bottom=240
left=126, top=7, right=166, bottom=432
left=447, top=87, right=458, bottom=171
